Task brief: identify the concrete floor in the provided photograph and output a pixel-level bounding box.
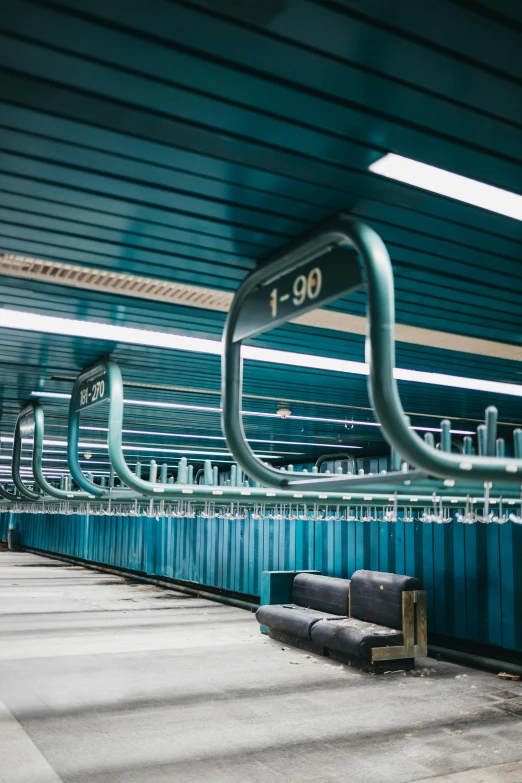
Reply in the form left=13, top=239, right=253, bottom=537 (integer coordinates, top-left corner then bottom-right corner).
left=0, top=550, right=521, bottom=783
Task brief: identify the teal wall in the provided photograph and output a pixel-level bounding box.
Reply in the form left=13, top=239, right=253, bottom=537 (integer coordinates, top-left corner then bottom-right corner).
left=2, top=511, right=521, bottom=652
left=0, top=512, right=8, bottom=542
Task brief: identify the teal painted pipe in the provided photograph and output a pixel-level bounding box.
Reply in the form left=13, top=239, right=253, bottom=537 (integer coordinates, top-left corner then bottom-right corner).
left=496, top=439, right=506, bottom=458
left=187, top=465, right=194, bottom=485
left=316, top=452, right=357, bottom=474
left=477, top=425, right=486, bottom=457
left=212, top=466, right=218, bottom=486
left=440, top=420, right=451, bottom=453
left=177, top=457, right=188, bottom=485
left=136, top=462, right=142, bottom=479
left=424, top=432, right=435, bottom=449
left=231, top=465, right=237, bottom=486
left=204, top=460, right=213, bottom=485
left=485, top=407, right=498, bottom=457
left=67, top=366, right=105, bottom=497
left=149, top=460, right=158, bottom=483
left=515, top=430, right=522, bottom=459
left=109, top=466, right=115, bottom=489
left=0, top=481, right=18, bottom=501
left=29, top=402, right=92, bottom=500
left=390, top=448, right=402, bottom=471
left=160, top=463, right=168, bottom=484
left=12, top=409, right=40, bottom=501
left=464, top=436, right=473, bottom=455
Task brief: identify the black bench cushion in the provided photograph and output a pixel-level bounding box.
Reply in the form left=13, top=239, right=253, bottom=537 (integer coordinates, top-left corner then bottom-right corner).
left=256, top=604, right=339, bottom=639
left=292, top=573, right=350, bottom=615
left=350, top=570, right=422, bottom=630
left=311, top=617, right=403, bottom=661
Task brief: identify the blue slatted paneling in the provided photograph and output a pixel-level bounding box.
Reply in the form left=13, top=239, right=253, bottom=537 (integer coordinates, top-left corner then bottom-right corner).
left=9, top=510, right=522, bottom=653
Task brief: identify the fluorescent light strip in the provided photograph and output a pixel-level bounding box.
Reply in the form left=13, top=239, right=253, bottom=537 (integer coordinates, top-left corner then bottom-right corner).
left=0, top=309, right=222, bottom=356
left=78, top=404, right=471, bottom=435
left=30, top=392, right=71, bottom=399
left=36, top=394, right=472, bottom=434
left=2, top=433, right=280, bottom=459
left=0, top=308, right=513, bottom=398
left=79, top=426, right=362, bottom=449
left=369, top=153, right=522, bottom=222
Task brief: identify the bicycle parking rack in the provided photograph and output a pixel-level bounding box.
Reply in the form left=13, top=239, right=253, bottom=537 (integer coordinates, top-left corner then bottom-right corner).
left=222, top=215, right=522, bottom=488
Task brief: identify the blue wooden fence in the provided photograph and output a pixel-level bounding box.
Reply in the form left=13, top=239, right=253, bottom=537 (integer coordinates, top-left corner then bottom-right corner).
left=1, top=511, right=521, bottom=652
left=0, top=511, right=8, bottom=543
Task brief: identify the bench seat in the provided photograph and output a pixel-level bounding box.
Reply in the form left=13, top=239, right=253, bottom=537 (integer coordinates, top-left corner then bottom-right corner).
left=311, top=616, right=403, bottom=661
left=256, top=569, right=426, bottom=672
left=256, top=603, right=339, bottom=639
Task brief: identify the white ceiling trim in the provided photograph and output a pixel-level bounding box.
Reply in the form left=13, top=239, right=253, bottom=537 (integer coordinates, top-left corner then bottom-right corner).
left=1, top=251, right=520, bottom=363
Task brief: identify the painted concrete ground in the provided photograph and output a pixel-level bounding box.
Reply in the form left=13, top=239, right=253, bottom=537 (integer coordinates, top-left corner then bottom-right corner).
left=0, top=549, right=521, bottom=783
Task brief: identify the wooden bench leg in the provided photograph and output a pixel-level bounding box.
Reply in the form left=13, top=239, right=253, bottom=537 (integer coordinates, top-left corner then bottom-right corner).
left=371, top=590, right=427, bottom=663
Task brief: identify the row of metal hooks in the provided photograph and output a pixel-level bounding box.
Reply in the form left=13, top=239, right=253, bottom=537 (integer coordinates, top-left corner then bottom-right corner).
left=7, top=494, right=522, bottom=524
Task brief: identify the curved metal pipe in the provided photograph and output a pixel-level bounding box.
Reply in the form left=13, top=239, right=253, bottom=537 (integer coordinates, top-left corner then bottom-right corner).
left=315, top=452, right=358, bottom=474
left=12, top=410, right=40, bottom=500
left=0, top=481, right=18, bottom=501
left=31, top=403, right=93, bottom=500
left=435, top=441, right=465, bottom=454
left=222, top=215, right=522, bottom=486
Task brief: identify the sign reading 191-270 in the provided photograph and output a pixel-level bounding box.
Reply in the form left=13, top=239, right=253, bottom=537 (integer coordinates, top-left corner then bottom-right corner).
left=75, top=368, right=110, bottom=411
left=232, top=246, right=363, bottom=342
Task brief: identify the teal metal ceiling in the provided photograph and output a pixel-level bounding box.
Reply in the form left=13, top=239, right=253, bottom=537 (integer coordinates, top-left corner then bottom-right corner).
left=0, top=0, right=521, bottom=469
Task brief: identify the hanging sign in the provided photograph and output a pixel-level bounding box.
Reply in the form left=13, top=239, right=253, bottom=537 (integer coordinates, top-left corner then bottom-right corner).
left=19, top=411, right=35, bottom=437
left=75, top=367, right=109, bottom=411
left=232, top=246, right=363, bottom=342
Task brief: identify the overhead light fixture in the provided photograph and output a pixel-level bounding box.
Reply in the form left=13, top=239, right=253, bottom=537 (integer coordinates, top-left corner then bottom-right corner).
left=32, top=393, right=474, bottom=433
left=369, top=153, right=522, bottom=221
left=2, top=433, right=282, bottom=458
left=3, top=307, right=515, bottom=397
left=0, top=309, right=221, bottom=355
left=79, top=426, right=362, bottom=448
left=30, top=392, right=71, bottom=399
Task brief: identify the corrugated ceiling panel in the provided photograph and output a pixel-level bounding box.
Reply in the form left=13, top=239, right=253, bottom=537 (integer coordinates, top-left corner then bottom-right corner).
left=0, top=0, right=520, bottom=465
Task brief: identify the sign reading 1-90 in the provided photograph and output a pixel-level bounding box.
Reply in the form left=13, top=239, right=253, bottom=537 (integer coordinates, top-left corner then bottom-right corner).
left=269, top=266, right=322, bottom=319
left=233, top=247, right=363, bottom=342
left=76, top=369, right=109, bottom=411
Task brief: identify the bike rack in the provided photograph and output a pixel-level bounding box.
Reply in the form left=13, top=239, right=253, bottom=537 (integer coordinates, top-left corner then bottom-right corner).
left=0, top=483, right=18, bottom=501
left=0, top=470, right=18, bottom=500
left=222, top=215, right=522, bottom=488
left=67, top=358, right=431, bottom=501
left=68, top=362, right=112, bottom=496
left=315, top=452, right=358, bottom=474
left=12, top=406, right=40, bottom=500
left=20, top=402, right=95, bottom=500
left=69, top=359, right=237, bottom=498
left=0, top=430, right=18, bottom=501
